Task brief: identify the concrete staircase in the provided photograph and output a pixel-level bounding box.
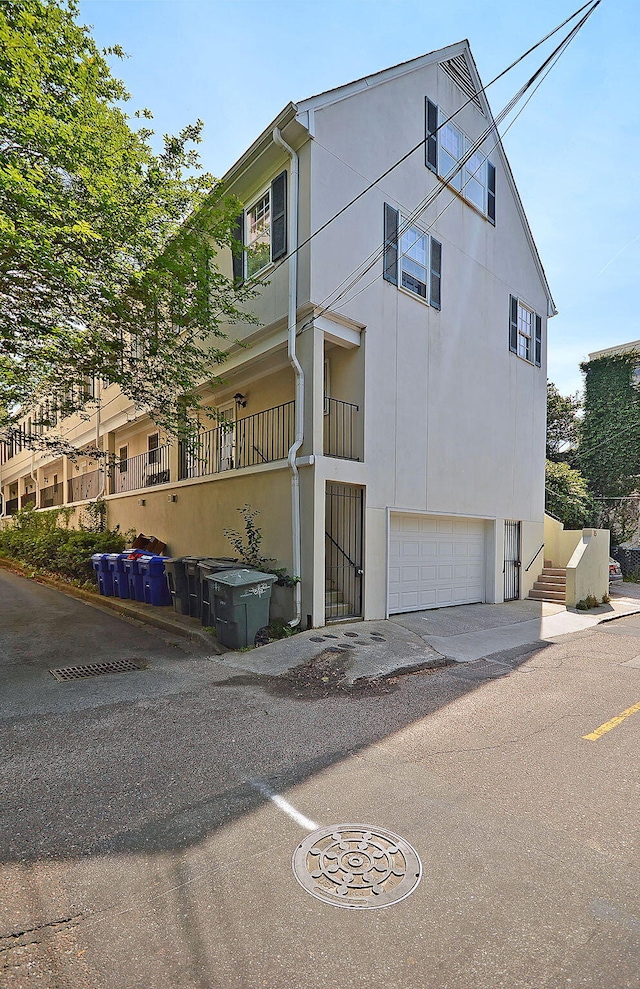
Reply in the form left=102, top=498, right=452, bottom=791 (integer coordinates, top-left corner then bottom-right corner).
left=325, top=582, right=354, bottom=620
left=528, top=562, right=566, bottom=603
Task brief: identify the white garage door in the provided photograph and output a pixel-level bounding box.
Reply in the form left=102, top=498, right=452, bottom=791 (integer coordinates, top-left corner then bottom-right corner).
left=388, top=513, right=486, bottom=614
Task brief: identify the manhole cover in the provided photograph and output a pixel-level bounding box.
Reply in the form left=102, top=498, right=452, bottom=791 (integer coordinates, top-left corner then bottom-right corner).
left=292, top=824, right=421, bottom=909
left=50, top=659, right=146, bottom=682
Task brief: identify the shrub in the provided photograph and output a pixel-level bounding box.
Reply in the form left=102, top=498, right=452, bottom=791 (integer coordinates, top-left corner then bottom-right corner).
left=0, top=503, right=125, bottom=582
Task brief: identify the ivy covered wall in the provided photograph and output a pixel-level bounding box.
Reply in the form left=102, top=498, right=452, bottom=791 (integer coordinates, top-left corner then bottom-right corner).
left=580, top=351, right=640, bottom=542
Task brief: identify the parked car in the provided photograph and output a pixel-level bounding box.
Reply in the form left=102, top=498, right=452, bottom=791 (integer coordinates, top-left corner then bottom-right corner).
left=609, top=557, right=623, bottom=584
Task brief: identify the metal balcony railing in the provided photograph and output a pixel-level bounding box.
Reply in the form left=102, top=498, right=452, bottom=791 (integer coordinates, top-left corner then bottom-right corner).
left=178, top=402, right=295, bottom=480
left=40, top=483, right=64, bottom=508
left=68, top=469, right=102, bottom=503
left=113, top=446, right=171, bottom=493
left=21, top=492, right=36, bottom=508
left=5, top=497, right=18, bottom=516
left=324, top=397, right=359, bottom=460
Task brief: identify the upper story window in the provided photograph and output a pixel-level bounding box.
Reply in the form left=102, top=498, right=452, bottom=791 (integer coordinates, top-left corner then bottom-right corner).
left=246, top=191, right=271, bottom=278
left=509, top=295, right=542, bottom=367
left=426, top=99, right=496, bottom=224
left=233, top=170, right=288, bottom=283
left=383, top=204, right=442, bottom=310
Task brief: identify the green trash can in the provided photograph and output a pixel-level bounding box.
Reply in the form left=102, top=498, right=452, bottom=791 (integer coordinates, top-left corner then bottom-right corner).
left=206, top=569, right=277, bottom=649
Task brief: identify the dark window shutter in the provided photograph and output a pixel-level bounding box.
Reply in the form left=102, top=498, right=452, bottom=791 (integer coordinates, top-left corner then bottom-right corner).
left=426, top=98, right=438, bottom=173
left=509, top=295, right=518, bottom=354
left=487, top=161, right=496, bottom=225
left=232, top=212, right=244, bottom=283
left=487, top=161, right=496, bottom=227
left=383, top=204, right=399, bottom=285
left=270, top=170, right=287, bottom=261
left=534, top=313, right=542, bottom=367
left=430, top=238, right=442, bottom=310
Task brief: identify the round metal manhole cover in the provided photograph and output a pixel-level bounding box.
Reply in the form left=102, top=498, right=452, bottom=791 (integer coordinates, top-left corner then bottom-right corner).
left=292, top=824, right=422, bottom=909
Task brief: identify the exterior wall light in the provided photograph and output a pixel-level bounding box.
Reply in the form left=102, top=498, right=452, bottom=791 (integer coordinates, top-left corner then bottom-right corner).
left=234, top=393, right=247, bottom=408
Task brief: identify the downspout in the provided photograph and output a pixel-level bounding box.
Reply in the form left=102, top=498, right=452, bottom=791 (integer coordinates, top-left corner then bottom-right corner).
left=96, top=385, right=105, bottom=498
left=273, top=126, right=302, bottom=628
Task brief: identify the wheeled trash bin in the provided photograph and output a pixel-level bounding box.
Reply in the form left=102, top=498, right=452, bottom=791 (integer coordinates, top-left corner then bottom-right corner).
left=106, top=552, right=130, bottom=599
left=206, top=569, right=277, bottom=649
left=197, top=558, right=238, bottom=627
left=137, top=554, right=172, bottom=607
left=91, top=553, right=113, bottom=597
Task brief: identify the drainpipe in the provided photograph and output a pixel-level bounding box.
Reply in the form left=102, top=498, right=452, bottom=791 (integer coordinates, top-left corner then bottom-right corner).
left=273, top=126, right=302, bottom=628
left=95, top=385, right=105, bottom=499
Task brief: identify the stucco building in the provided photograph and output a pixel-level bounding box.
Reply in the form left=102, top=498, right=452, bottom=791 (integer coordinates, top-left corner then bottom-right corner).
left=0, top=41, right=555, bottom=626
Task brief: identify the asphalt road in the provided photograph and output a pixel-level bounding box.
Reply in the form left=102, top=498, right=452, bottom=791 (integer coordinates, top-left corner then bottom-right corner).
left=1, top=568, right=639, bottom=989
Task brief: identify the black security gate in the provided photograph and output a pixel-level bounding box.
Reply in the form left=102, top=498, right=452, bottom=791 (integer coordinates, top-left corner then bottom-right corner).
left=325, top=483, right=363, bottom=621
left=503, top=520, right=521, bottom=601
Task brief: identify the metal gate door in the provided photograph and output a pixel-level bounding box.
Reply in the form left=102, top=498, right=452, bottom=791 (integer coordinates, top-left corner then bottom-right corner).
left=503, top=520, right=521, bottom=601
left=325, top=483, right=363, bottom=621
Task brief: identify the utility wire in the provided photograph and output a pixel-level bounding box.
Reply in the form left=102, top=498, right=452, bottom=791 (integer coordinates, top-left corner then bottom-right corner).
left=309, top=0, right=601, bottom=324
left=246, top=0, right=599, bottom=291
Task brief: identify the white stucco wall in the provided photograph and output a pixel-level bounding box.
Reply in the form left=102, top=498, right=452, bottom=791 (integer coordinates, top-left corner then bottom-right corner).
left=302, top=51, right=550, bottom=618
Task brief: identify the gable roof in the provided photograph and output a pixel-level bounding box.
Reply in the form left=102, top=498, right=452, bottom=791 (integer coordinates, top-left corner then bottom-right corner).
left=221, top=41, right=556, bottom=316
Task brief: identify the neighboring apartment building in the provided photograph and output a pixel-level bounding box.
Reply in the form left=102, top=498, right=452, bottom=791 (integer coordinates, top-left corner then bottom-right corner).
left=0, top=41, right=555, bottom=626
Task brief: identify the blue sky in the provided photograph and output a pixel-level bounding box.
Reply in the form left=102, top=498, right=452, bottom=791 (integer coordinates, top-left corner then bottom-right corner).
left=80, top=0, right=639, bottom=397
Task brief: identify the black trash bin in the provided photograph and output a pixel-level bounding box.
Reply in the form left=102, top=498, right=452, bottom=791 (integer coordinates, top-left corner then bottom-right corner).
left=197, top=558, right=239, bottom=627
left=165, top=557, right=188, bottom=614
left=206, top=569, right=277, bottom=649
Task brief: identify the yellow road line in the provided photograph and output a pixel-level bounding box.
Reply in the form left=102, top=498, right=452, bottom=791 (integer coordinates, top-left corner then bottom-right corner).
left=583, top=700, right=640, bottom=741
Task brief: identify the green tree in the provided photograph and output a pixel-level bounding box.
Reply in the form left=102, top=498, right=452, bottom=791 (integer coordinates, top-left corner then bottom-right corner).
left=0, top=0, right=252, bottom=447
left=545, top=459, right=595, bottom=530
left=546, top=380, right=580, bottom=462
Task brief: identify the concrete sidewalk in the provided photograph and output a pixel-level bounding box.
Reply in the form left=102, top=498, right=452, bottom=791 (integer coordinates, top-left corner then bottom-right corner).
left=217, top=585, right=640, bottom=681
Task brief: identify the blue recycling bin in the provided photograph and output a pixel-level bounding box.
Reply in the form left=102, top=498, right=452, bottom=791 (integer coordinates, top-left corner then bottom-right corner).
left=91, top=553, right=113, bottom=597
left=106, top=552, right=130, bottom=599
left=122, top=554, right=145, bottom=601
left=138, top=554, right=172, bottom=607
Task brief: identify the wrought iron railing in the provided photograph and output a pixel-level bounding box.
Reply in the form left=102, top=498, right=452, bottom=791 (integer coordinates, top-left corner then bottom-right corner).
left=21, top=492, right=36, bottom=508
left=178, top=402, right=295, bottom=480
left=113, top=446, right=171, bottom=493
left=324, top=397, right=359, bottom=460
left=68, top=469, right=102, bottom=503
left=40, top=483, right=64, bottom=508
left=5, top=497, right=18, bottom=516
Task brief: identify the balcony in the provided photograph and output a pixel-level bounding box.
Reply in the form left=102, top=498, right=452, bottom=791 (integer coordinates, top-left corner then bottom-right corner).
left=113, top=446, right=171, bottom=494
left=178, top=402, right=295, bottom=480
left=40, top=483, right=64, bottom=509
left=324, top=397, right=359, bottom=460
left=21, top=492, right=36, bottom=508
left=68, top=469, right=103, bottom=503
left=5, top=497, right=18, bottom=516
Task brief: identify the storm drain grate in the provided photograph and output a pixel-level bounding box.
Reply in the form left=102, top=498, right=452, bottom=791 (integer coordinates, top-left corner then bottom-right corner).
left=50, top=659, right=146, bottom=682
left=293, top=824, right=422, bottom=909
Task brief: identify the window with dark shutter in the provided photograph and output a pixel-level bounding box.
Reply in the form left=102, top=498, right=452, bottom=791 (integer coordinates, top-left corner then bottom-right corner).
left=534, top=313, right=542, bottom=367
left=509, top=295, right=518, bottom=354
left=232, top=213, right=244, bottom=283
left=430, top=238, right=442, bottom=310
left=383, top=204, right=399, bottom=285
left=425, top=98, right=438, bottom=173
left=487, top=161, right=496, bottom=225
left=270, top=170, right=287, bottom=261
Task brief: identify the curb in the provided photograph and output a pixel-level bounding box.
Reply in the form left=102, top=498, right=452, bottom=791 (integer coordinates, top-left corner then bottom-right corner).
left=0, top=556, right=225, bottom=651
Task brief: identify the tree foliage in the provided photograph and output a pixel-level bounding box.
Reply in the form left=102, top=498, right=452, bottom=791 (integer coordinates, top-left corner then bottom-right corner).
left=545, top=459, right=595, bottom=530
left=546, top=380, right=580, bottom=463
left=0, top=0, right=252, bottom=447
